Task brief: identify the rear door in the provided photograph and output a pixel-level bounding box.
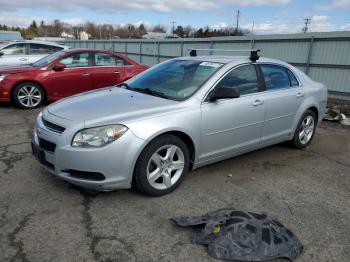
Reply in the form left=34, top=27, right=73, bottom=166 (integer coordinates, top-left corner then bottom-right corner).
left=0, top=43, right=28, bottom=66
left=28, top=43, right=63, bottom=64
left=91, top=52, right=127, bottom=89
left=44, top=52, right=93, bottom=98
left=258, top=64, right=305, bottom=144
left=200, top=64, right=265, bottom=161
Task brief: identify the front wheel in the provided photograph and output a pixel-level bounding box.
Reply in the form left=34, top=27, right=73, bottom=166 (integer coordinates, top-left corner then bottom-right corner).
left=12, top=82, right=44, bottom=109
left=291, top=110, right=317, bottom=149
left=133, top=135, right=190, bottom=196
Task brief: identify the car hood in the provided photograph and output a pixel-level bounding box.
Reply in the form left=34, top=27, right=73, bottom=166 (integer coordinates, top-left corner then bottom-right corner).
left=0, top=64, right=35, bottom=74
left=47, top=87, right=185, bottom=124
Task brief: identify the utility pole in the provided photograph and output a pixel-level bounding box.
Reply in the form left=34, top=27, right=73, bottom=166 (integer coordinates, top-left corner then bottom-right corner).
left=235, top=10, right=240, bottom=32
left=171, top=21, right=176, bottom=36
left=303, top=18, right=311, bottom=33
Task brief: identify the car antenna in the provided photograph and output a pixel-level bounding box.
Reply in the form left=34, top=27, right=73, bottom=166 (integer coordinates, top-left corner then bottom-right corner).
left=188, top=48, right=261, bottom=62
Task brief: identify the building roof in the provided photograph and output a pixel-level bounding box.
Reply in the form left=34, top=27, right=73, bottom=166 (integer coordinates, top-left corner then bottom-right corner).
left=0, top=31, right=23, bottom=41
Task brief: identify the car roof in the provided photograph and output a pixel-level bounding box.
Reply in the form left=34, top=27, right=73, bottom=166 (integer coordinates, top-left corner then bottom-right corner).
left=3, top=40, right=68, bottom=48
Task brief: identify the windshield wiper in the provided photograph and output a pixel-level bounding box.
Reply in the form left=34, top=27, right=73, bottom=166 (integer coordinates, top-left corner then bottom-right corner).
left=118, top=84, right=169, bottom=99
left=116, top=82, right=131, bottom=89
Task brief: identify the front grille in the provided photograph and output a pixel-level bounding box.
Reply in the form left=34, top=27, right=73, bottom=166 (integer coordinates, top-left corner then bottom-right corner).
left=39, top=138, right=56, bottom=152
left=63, top=169, right=106, bottom=181
left=42, top=118, right=66, bottom=134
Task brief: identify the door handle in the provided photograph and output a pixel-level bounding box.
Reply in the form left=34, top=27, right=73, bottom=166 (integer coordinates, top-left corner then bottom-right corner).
left=296, top=92, right=304, bottom=98
left=81, top=73, right=91, bottom=76
left=19, top=58, right=28, bottom=61
left=114, top=71, right=120, bottom=74
left=252, top=99, right=264, bottom=106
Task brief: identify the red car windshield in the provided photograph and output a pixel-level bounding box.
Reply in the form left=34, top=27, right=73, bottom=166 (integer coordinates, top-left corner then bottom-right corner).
left=32, top=50, right=67, bottom=67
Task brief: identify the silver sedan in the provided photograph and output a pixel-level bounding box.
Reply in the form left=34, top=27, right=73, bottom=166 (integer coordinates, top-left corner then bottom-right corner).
left=32, top=54, right=327, bottom=196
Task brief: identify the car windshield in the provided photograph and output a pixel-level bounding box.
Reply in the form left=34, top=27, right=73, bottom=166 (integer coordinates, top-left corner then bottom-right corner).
left=126, top=59, right=223, bottom=101
left=32, top=50, right=67, bottom=67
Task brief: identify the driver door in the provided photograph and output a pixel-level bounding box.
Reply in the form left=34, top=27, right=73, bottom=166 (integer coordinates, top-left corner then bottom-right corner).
left=44, top=52, right=93, bottom=99
left=200, top=64, right=265, bottom=162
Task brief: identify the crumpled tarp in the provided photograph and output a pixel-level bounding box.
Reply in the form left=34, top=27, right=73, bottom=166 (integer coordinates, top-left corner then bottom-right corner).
left=324, top=108, right=346, bottom=122
left=171, top=208, right=303, bottom=261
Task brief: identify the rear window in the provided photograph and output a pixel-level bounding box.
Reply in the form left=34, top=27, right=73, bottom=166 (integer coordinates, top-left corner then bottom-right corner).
left=260, top=64, right=291, bottom=91
left=94, top=52, right=130, bottom=66
left=29, top=44, right=63, bottom=55
left=287, top=69, right=299, bottom=86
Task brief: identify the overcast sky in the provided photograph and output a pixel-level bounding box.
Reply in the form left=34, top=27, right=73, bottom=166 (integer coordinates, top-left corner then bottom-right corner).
left=0, top=0, right=349, bottom=34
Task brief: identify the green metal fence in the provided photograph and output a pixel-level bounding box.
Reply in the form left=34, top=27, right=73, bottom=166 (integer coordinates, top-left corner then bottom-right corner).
left=65, top=31, right=350, bottom=100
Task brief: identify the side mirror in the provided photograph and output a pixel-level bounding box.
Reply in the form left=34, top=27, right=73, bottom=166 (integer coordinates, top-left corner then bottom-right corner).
left=0, top=51, right=4, bottom=57
left=53, top=62, right=66, bottom=71
left=208, top=86, right=240, bottom=101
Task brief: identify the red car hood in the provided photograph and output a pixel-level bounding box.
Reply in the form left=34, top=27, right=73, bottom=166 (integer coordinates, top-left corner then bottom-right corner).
left=0, top=65, right=36, bottom=74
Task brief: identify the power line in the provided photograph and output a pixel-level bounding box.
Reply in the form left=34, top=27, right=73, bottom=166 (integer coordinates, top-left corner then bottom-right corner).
left=171, top=21, right=176, bottom=36
left=303, top=18, right=312, bottom=33
left=235, top=10, right=240, bottom=31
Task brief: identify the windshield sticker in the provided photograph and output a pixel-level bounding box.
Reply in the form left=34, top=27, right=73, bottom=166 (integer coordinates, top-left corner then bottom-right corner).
left=199, top=62, right=223, bottom=68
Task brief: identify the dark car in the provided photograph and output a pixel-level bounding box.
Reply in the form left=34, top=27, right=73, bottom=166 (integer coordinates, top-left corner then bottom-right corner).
left=0, top=49, right=148, bottom=108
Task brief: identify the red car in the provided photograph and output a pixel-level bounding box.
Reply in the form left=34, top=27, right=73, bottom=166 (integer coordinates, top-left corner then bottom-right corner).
left=0, top=49, right=148, bottom=109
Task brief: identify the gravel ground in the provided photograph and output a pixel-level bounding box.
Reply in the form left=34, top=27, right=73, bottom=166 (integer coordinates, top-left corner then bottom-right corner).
left=0, top=105, right=349, bottom=262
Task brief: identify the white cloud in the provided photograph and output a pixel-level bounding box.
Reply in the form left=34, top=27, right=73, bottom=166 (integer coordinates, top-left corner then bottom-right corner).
left=341, top=23, right=350, bottom=30
left=62, top=18, right=86, bottom=25
left=0, top=11, right=40, bottom=27
left=211, top=22, right=229, bottom=30
left=0, top=0, right=217, bottom=12
left=240, top=15, right=347, bottom=34
left=0, top=0, right=291, bottom=13
left=241, top=21, right=299, bottom=34
left=315, top=0, right=350, bottom=10
left=224, top=0, right=290, bottom=6
left=308, top=15, right=337, bottom=32
left=330, top=0, right=350, bottom=8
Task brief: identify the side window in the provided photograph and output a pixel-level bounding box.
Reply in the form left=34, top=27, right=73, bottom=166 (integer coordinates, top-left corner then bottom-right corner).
left=29, top=44, right=63, bottom=55
left=287, top=69, right=299, bottom=86
left=216, top=64, right=259, bottom=96
left=260, top=64, right=291, bottom=90
left=59, top=52, right=90, bottom=68
left=94, top=53, right=129, bottom=66
left=1, top=44, right=26, bottom=55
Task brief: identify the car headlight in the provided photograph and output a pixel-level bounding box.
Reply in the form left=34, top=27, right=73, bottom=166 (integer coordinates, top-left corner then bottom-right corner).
left=72, top=125, right=128, bottom=147
left=0, top=74, right=8, bottom=82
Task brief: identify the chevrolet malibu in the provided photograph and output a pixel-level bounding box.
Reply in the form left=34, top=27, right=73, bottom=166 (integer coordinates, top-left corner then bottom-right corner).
left=32, top=53, right=327, bottom=196
left=0, top=49, right=147, bottom=108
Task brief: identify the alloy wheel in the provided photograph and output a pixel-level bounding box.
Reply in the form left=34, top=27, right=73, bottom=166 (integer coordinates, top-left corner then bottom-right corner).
left=17, top=85, right=42, bottom=108
left=299, top=115, right=315, bottom=145
left=147, top=144, right=185, bottom=190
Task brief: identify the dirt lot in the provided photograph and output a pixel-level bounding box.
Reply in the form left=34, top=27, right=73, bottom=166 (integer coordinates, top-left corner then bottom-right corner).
left=0, top=105, right=349, bottom=262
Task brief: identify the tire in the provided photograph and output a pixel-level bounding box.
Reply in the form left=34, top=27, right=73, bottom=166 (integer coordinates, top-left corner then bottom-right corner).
left=12, top=82, right=44, bottom=109
left=291, top=110, right=317, bottom=149
left=133, top=135, right=190, bottom=196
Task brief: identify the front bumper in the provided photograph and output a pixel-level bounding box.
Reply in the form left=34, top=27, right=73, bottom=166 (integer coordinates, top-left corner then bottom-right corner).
left=0, top=80, right=12, bottom=102
left=32, top=114, right=146, bottom=191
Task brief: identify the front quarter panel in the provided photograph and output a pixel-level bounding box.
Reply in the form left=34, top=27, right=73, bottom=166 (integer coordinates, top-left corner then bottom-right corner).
left=126, top=101, right=202, bottom=163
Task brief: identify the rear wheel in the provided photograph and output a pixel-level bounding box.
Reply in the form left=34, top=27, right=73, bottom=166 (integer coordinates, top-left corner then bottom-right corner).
left=291, top=110, right=317, bottom=149
left=133, top=135, right=190, bottom=196
left=13, top=82, right=44, bottom=109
